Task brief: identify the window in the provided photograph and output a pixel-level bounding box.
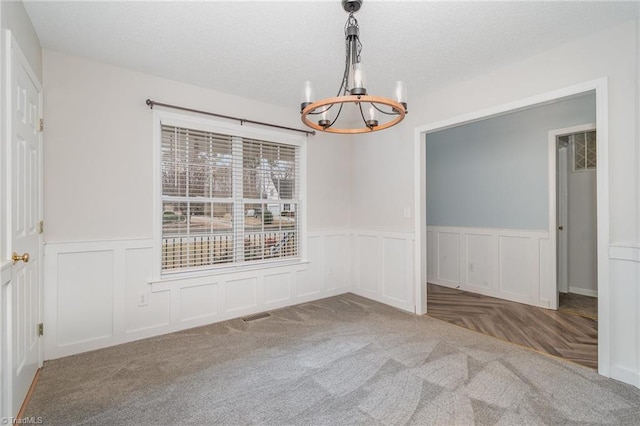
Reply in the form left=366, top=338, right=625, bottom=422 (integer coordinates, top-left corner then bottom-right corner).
left=159, top=119, right=302, bottom=274
left=572, top=130, right=596, bottom=171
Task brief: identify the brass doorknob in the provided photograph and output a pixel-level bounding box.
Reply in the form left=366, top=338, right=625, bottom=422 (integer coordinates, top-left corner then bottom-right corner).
left=12, top=252, right=29, bottom=264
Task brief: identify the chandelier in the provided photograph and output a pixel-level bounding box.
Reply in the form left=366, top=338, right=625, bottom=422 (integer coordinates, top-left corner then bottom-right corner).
left=300, top=0, right=407, bottom=134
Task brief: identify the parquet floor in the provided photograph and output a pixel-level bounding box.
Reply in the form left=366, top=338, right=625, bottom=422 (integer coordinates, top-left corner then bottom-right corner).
left=559, top=292, right=598, bottom=319
left=426, top=283, right=598, bottom=369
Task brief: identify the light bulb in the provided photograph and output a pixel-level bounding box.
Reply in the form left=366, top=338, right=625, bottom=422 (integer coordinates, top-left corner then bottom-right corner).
left=368, top=105, right=377, bottom=121
left=394, top=81, right=407, bottom=104
left=318, top=107, right=331, bottom=129
left=365, top=104, right=378, bottom=129
left=350, top=63, right=367, bottom=95
left=394, top=81, right=408, bottom=113
left=301, top=81, right=314, bottom=111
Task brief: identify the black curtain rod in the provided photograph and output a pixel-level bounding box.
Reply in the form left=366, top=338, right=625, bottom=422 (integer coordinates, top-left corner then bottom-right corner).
left=145, top=99, right=315, bottom=136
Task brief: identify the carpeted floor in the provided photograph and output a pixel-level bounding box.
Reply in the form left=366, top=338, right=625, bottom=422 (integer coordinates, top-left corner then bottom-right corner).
left=26, top=293, right=640, bottom=425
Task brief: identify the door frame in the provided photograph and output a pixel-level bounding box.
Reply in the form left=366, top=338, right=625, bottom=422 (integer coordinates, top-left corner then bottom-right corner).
left=3, top=29, right=44, bottom=416
left=548, top=123, right=596, bottom=310
left=413, top=78, right=610, bottom=376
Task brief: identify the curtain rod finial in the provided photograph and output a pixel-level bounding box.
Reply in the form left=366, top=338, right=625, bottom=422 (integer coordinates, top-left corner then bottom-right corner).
left=146, top=99, right=154, bottom=109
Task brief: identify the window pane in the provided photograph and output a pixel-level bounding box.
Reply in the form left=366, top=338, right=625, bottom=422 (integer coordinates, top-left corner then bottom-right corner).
left=162, top=201, right=234, bottom=270
left=161, top=126, right=232, bottom=198
left=160, top=123, right=300, bottom=273
left=574, top=133, right=586, bottom=170
left=586, top=131, right=596, bottom=169
left=243, top=140, right=296, bottom=200
left=243, top=202, right=298, bottom=262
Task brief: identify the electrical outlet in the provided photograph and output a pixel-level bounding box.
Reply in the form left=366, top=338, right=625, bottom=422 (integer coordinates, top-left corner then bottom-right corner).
left=403, top=207, right=411, bottom=219
left=468, top=263, right=474, bottom=272
left=138, top=292, right=149, bottom=307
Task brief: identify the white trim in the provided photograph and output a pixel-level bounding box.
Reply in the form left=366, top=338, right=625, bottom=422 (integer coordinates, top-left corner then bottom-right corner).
left=548, top=123, right=597, bottom=310
left=568, top=286, right=598, bottom=298
left=609, top=244, right=640, bottom=262
left=414, top=77, right=610, bottom=376
left=414, top=130, right=427, bottom=314
left=151, top=110, right=307, bottom=281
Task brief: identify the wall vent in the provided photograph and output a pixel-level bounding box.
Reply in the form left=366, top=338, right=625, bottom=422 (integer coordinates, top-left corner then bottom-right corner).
left=242, top=312, right=271, bottom=322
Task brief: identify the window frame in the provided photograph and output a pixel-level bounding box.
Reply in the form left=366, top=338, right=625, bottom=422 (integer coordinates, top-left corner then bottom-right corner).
left=152, top=110, right=307, bottom=280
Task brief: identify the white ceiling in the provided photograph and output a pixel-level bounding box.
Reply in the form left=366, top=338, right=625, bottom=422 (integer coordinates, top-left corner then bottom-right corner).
left=24, top=1, right=640, bottom=110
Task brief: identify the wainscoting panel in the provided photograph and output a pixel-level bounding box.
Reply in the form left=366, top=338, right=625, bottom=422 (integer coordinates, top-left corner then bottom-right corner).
left=436, top=232, right=460, bottom=284
left=225, top=278, right=258, bottom=312
left=355, top=235, right=380, bottom=294
left=57, top=250, right=114, bottom=346
left=499, top=236, right=533, bottom=298
left=325, top=234, right=349, bottom=291
left=43, top=230, right=351, bottom=359
left=351, top=231, right=415, bottom=313
left=295, top=236, right=321, bottom=298
left=1, top=261, right=11, bottom=421
left=427, top=226, right=550, bottom=308
left=609, top=255, right=640, bottom=386
left=466, top=233, right=493, bottom=289
left=125, top=247, right=171, bottom=332
left=180, top=283, right=218, bottom=322
left=264, top=273, right=291, bottom=306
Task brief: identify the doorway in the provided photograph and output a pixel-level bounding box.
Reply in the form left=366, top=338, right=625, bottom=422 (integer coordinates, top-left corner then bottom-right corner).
left=414, top=79, right=610, bottom=376
left=554, top=125, right=598, bottom=319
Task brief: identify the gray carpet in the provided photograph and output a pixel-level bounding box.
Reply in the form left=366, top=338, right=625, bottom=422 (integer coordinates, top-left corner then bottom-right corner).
left=26, top=293, right=640, bottom=425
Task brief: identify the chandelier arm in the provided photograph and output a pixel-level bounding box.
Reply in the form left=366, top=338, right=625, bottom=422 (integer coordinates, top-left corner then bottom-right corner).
left=370, top=102, right=400, bottom=116
left=327, top=102, right=345, bottom=129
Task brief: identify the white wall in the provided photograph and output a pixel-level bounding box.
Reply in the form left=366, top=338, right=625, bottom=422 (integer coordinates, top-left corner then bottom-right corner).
left=43, top=50, right=350, bottom=242
left=350, top=19, right=640, bottom=387
left=568, top=164, right=597, bottom=296
left=41, top=50, right=354, bottom=358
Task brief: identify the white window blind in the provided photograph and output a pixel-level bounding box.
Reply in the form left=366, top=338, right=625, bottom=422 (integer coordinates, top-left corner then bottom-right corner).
left=161, top=124, right=300, bottom=272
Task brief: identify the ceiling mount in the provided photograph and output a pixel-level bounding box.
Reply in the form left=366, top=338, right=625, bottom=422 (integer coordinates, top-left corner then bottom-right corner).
left=342, top=0, right=362, bottom=14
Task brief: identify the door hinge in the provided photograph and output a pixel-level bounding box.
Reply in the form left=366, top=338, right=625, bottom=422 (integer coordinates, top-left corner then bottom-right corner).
left=38, top=220, right=44, bottom=234
left=38, top=118, right=44, bottom=132
left=38, top=323, right=44, bottom=336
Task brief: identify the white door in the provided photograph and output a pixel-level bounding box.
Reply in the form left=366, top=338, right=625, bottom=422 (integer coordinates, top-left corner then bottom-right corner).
left=557, top=145, right=569, bottom=295
left=8, top=33, right=43, bottom=416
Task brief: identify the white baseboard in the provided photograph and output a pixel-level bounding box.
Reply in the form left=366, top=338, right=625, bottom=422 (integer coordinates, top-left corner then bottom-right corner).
left=568, top=286, right=598, bottom=297
left=610, top=365, right=640, bottom=388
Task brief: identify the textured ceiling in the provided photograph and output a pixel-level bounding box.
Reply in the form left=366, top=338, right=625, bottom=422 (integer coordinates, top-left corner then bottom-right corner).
left=24, top=1, right=640, bottom=110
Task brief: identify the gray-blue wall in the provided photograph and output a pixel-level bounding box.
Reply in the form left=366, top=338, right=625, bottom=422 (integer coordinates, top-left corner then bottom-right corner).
left=426, top=94, right=596, bottom=229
